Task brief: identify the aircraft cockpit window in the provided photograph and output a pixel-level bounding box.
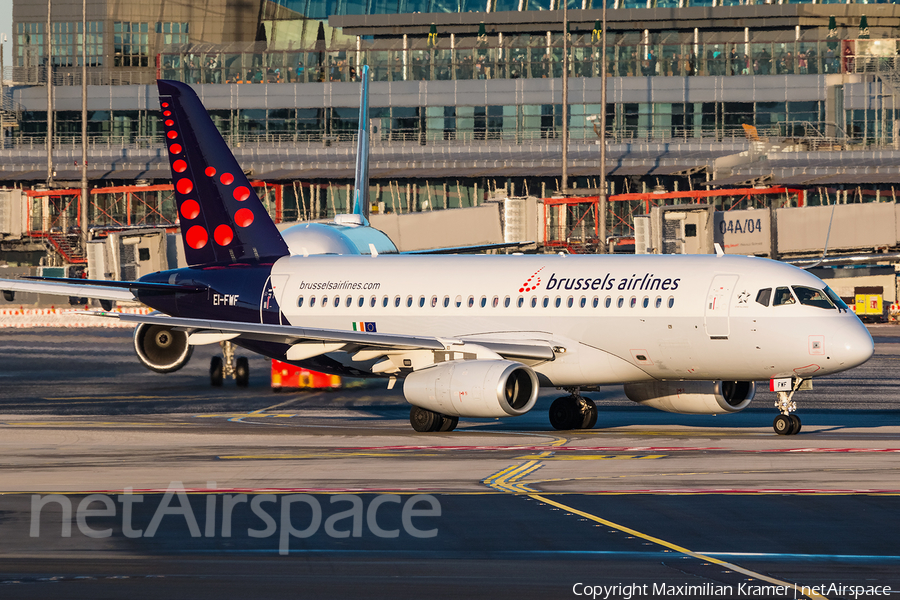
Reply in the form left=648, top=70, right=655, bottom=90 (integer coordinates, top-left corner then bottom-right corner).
left=792, top=286, right=836, bottom=309
left=756, top=288, right=771, bottom=307
left=824, top=286, right=850, bottom=311
left=772, top=287, right=795, bottom=306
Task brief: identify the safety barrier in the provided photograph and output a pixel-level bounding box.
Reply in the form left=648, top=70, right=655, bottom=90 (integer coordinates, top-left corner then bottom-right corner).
left=0, top=306, right=151, bottom=328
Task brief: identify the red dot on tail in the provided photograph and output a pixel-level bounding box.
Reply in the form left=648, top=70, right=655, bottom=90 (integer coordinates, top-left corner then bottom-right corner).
left=176, top=178, right=193, bottom=194
left=185, top=225, right=207, bottom=249
left=180, top=199, right=200, bottom=220
left=169, top=144, right=182, bottom=154
left=165, top=119, right=174, bottom=127
left=519, top=288, right=524, bottom=293
left=163, top=110, right=171, bottom=117
left=214, top=224, right=234, bottom=246
left=205, top=166, right=216, bottom=177
left=233, top=186, right=250, bottom=201
left=220, top=173, right=234, bottom=185
left=161, top=102, right=169, bottom=108
left=234, top=208, right=254, bottom=228
left=173, top=159, right=187, bottom=173
left=167, top=130, right=178, bottom=139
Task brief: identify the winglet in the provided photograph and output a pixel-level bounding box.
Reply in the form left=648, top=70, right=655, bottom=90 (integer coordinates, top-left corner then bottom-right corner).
left=352, top=65, right=371, bottom=226
left=157, top=80, right=290, bottom=266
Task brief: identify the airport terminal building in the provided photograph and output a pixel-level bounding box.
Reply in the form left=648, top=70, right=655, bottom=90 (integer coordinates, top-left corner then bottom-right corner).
left=4, top=0, right=900, bottom=263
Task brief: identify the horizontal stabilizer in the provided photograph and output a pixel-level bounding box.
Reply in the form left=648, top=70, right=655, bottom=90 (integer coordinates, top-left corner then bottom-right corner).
left=24, top=277, right=207, bottom=293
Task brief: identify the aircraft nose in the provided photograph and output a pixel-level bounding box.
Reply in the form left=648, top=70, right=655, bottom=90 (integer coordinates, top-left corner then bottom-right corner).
left=835, top=317, right=874, bottom=369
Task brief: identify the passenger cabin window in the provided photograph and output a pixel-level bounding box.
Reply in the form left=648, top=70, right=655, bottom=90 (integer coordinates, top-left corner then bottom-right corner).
left=346, top=296, right=353, bottom=307
left=792, top=286, right=835, bottom=309
left=443, top=296, right=450, bottom=308
left=382, top=296, right=389, bottom=307
left=468, top=296, right=475, bottom=308
left=394, top=296, right=401, bottom=308
left=504, top=296, right=510, bottom=308
left=335, top=296, right=341, bottom=307
left=322, top=296, right=328, bottom=307
left=655, top=296, right=662, bottom=308
left=517, top=297, right=524, bottom=308
left=419, top=296, right=426, bottom=308
left=357, top=296, right=364, bottom=308
left=370, top=296, right=376, bottom=308
left=431, top=296, right=438, bottom=308
left=773, top=287, right=795, bottom=306
left=298, top=296, right=304, bottom=307
left=756, top=288, right=772, bottom=307
left=407, top=296, right=414, bottom=308
left=455, top=295, right=462, bottom=308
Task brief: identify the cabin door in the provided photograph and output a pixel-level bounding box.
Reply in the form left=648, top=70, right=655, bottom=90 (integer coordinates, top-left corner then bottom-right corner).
left=704, top=274, right=738, bottom=338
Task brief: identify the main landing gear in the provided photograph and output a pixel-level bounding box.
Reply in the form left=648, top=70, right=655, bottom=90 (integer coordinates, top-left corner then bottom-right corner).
left=210, top=340, right=250, bottom=387
left=409, top=406, right=459, bottom=433
left=773, top=378, right=805, bottom=436
left=549, top=389, right=598, bottom=431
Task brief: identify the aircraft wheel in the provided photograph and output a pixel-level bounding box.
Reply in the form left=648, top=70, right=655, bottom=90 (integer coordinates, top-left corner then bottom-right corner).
left=790, top=414, right=802, bottom=435
left=581, top=399, right=598, bottom=430
left=550, top=396, right=580, bottom=430
left=773, top=414, right=793, bottom=435
left=438, top=415, right=459, bottom=432
left=410, top=406, right=440, bottom=432
left=210, top=356, right=224, bottom=387
left=235, top=356, right=250, bottom=387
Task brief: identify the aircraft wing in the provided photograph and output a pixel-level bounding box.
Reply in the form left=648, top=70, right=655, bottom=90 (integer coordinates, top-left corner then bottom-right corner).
left=86, top=311, right=556, bottom=361
left=0, top=278, right=138, bottom=302
left=0, top=277, right=208, bottom=303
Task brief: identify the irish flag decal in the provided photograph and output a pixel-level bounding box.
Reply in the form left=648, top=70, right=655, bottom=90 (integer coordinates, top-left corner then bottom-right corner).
left=352, top=321, right=377, bottom=333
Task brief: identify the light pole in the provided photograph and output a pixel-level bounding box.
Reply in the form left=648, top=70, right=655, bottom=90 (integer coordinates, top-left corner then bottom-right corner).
left=561, top=0, right=568, bottom=196
left=80, top=0, right=88, bottom=242
left=598, top=0, right=608, bottom=253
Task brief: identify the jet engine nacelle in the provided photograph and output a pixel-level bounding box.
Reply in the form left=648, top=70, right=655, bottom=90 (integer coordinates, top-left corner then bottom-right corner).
left=403, top=359, right=539, bottom=418
left=133, top=323, right=193, bottom=373
left=624, top=380, right=756, bottom=414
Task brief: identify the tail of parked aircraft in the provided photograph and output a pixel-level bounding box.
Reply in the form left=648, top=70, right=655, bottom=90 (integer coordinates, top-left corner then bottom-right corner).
left=352, top=65, right=370, bottom=225
left=157, top=80, right=290, bottom=266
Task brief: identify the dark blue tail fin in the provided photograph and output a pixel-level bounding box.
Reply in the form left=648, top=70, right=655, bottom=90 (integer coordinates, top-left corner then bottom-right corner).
left=157, top=80, right=289, bottom=266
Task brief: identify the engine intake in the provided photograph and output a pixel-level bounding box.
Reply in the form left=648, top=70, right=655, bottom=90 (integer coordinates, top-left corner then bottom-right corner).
left=624, top=380, right=755, bottom=414
left=403, top=359, right=539, bottom=418
left=133, top=323, right=193, bottom=373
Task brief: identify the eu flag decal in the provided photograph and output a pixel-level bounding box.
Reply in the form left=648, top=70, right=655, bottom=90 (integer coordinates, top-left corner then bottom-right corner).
left=352, top=321, right=377, bottom=333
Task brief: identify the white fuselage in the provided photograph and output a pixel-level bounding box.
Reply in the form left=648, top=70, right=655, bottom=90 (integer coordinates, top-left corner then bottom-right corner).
left=269, top=253, right=873, bottom=386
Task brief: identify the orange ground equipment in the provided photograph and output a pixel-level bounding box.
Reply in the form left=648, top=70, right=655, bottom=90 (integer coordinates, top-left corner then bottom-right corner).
left=271, top=360, right=341, bottom=390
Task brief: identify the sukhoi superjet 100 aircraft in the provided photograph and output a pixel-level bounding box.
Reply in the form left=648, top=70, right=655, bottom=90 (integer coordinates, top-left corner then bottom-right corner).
left=0, top=79, right=873, bottom=435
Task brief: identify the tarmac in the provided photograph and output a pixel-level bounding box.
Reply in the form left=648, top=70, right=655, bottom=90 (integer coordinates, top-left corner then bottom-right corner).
left=0, top=325, right=898, bottom=599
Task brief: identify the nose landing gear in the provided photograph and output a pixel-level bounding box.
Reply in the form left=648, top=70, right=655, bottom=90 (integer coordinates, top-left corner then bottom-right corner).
left=773, top=378, right=808, bottom=435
